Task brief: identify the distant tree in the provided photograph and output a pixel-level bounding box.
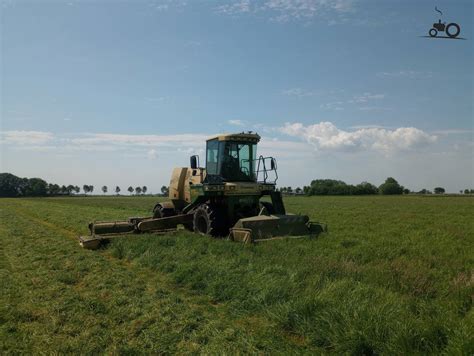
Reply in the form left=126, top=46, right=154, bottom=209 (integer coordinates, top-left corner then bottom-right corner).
left=115, top=186, right=121, bottom=195
left=459, top=190, right=463, bottom=194
left=287, top=186, right=293, bottom=194
left=48, top=183, right=60, bottom=196
left=1, top=173, right=30, bottom=196
left=102, top=185, right=108, bottom=194
left=66, top=185, right=75, bottom=195
left=89, top=185, right=94, bottom=194
left=135, top=186, right=142, bottom=195
left=23, top=178, right=48, bottom=196
left=403, top=188, right=410, bottom=195
left=303, top=186, right=311, bottom=195
left=74, top=186, right=80, bottom=194
left=418, top=188, right=433, bottom=194
left=379, top=177, right=403, bottom=195
left=471, top=189, right=474, bottom=194
left=434, top=187, right=445, bottom=194
left=295, top=187, right=302, bottom=194
left=0, top=172, right=73, bottom=197
left=142, top=186, right=147, bottom=194
left=354, top=182, right=378, bottom=195
left=128, top=186, right=134, bottom=195
left=464, top=189, right=470, bottom=194
left=161, top=185, right=169, bottom=196
left=83, top=185, right=90, bottom=195
left=0, top=173, right=23, bottom=197
left=308, top=179, right=353, bottom=195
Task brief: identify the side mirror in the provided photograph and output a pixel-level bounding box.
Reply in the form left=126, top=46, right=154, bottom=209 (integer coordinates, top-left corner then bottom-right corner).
left=270, top=158, right=276, bottom=170
left=190, top=155, right=199, bottom=169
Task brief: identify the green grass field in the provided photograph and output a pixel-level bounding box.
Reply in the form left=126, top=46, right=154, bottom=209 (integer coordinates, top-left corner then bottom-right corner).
left=1, top=195, right=473, bottom=354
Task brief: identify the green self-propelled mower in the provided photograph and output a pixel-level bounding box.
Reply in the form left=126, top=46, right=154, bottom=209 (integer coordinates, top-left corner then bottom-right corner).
left=79, top=132, right=326, bottom=249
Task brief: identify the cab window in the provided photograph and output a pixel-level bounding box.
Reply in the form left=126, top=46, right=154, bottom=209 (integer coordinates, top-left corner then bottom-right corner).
left=206, top=140, right=219, bottom=175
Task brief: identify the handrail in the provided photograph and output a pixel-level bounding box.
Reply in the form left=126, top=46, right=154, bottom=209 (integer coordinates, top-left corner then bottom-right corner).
left=241, top=156, right=278, bottom=184
left=255, top=156, right=278, bottom=184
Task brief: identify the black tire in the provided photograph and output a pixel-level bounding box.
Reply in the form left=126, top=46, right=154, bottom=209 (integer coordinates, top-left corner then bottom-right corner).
left=446, top=23, right=460, bottom=38
left=260, top=201, right=275, bottom=215
left=429, top=28, right=437, bottom=37
left=193, top=204, right=227, bottom=237
left=153, top=204, right=175, bottom=219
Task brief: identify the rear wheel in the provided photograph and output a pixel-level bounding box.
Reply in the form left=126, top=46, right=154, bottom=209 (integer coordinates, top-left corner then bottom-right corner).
left=446, top=23, right=460, bottom=38
left=153, top=204, right=175, bottom=219
left=193, top=204, right=227, bottom=237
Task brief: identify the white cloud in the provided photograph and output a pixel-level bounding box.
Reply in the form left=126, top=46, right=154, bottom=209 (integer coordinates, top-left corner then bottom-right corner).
left=263, top=0, right=353, bottom=21
left=216, top=0, right=354, bottom=21
left=357, top=106, right=391, bottom=111
left=349, top=124, right=392, bottom=129
left=318, top=92, right=385, bottom=111
left=282, top=88, right=318, bottom=97
left=282, top=89, right=384, bottom=110
left=0, top=130, right=54, bottom=145
left=216, top=0, right=251, bottom=15
left=0, top=127, right=443, bottom=157
left=431, top=129, right=474, bottom=135
left=70, top=133, right=208, bottom=148
left=348, top=93, right=385, bottom=103
left=148, top=0, right=187, bottom=12
left=377, top=70, right=433, bottom=79
left=320, top=101, right=345, bottom=110
left=1, top=132, right=211, bottom=158
left=228, top=119, right=245, bottom=126
left=2, top=128, right=471, bottom=193
left=280, top=121, right=437, bottom=153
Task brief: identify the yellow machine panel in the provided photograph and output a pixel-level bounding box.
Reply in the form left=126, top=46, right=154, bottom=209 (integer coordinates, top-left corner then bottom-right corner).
left=169, top=167, right=205, bottom=205
left=169, top=168, right=188, bottom=201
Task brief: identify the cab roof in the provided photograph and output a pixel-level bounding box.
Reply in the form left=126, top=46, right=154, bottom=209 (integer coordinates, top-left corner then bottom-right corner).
left=207, top=132, right=261, bottom=143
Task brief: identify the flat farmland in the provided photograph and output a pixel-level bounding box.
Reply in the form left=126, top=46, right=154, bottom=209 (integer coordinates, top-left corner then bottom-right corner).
left=1, top=195, right=472, bottom=354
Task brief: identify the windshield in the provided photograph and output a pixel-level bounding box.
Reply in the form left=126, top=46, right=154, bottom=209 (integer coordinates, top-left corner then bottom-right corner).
left=205, top=140, right=257, bottom=182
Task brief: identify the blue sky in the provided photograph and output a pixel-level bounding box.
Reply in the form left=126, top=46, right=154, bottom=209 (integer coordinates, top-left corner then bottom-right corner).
left=1, top=0, right=473, bottom=193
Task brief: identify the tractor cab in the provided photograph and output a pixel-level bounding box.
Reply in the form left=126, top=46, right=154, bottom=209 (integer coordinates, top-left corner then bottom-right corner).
left=195, top=132, right=277, bottom=184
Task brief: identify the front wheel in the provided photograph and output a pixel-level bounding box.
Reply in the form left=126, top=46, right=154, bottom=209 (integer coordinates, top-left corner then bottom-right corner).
left=193, top=204, right=227, bottom=237
left=429, top=28, right=437, bottom=37
left=446, top=23, right=460, bottom=38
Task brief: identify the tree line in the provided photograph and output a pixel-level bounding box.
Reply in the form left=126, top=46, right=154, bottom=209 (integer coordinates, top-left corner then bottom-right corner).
left=2, top=172, right=472, bottom=198
left=0, top=173, right=152, bottom=197
left=0, top=173, right=77, bottom=197
left=280, top=177, right=472, bottom=196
